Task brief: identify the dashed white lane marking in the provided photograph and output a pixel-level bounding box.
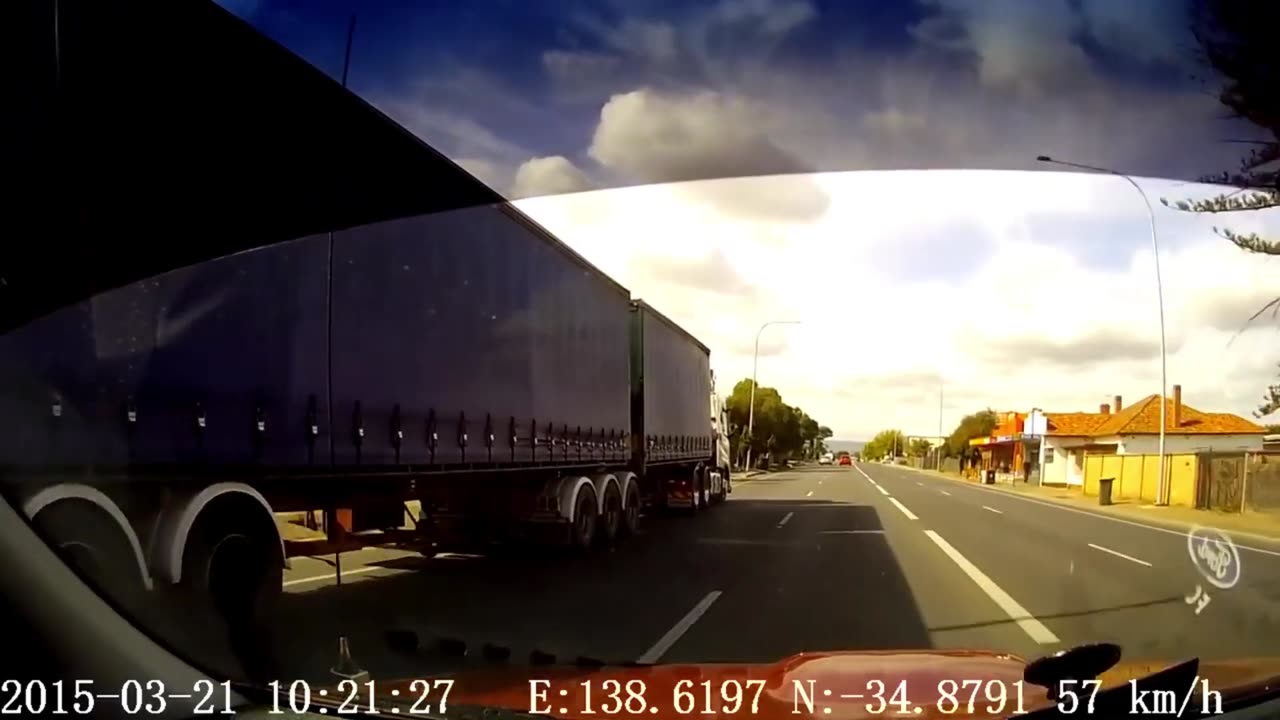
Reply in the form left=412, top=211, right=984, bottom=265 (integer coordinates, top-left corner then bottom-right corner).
left=819, top=529, right=886, bottom=535
left=806, top=490, right=814, bottom=497
left=778, top=512, right=794, bottom=528
left=940, top=490, right=951, bottom=497
left=917, top=482, right=924, bottom=487
left=876, top=485, right=891, bottom=496
left=1087, top=543, right=1152, bottom=567
left=636, top=591, right=723, bottom=664
left=906, top=469, right=1280, bottom=558
left=888, top=498, right=919, bottom=520
left=982, top=505, right=1003, bottom=514
left=924, top=530, right=1060, bottom=645
left=854, top=465, right=878, bottom=486
left=283, top=565, right=383, bottom=587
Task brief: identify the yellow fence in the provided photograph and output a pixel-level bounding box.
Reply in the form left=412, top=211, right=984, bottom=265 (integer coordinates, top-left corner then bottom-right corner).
left=1082, top=453, right=1199, bottom=507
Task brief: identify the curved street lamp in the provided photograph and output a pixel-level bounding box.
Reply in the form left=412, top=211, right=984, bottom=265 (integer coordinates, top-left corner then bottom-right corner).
left=744, top=320, right=802, bottom=472
left=1036, top=156, right=1169, bottom=505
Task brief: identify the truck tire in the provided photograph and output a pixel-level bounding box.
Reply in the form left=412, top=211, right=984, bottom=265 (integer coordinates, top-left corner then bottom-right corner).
left=180, top=502, right=283, bottom=682
left=599, top=484, right=622, bottom=546
left=30, top=500, right=146, bottom=613
left=569, top=486, right=598, bottom=550
left=621, top=482, right=642, bottom=537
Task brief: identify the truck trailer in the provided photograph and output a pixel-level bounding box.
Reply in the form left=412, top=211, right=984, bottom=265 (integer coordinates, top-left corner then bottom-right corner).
left=5, top=0, right=733, bottom=681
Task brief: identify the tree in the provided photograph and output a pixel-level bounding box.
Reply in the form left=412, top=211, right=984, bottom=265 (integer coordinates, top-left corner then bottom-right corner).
left=907, top=438, right=934, bottom=457
left=946, top=410, right=998, bottom=456
left=862, top=429, right=906, bottom=461
left=1160, top=0, right=1279, bottom=417
left=725, top=378, right=829, bottom=467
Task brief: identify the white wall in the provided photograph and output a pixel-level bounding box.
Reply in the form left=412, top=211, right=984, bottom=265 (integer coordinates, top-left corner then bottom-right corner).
left=1042, top=438, right=1092, bottom=485
left=1112, top=434, right=1263, bottom=454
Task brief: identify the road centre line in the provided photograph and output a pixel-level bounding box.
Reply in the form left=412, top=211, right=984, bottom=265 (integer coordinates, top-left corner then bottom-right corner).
left=818, top=529, right=886, bottom=535
left=778, top=512, right=794, bottom=528
left=940, top=490, right=951, bottom=496
left=917, top=482, right=923, bottom=487
left=923, top=530, right=1060, bottom=645
left=888, top=498, right=919, bottom=520
left=1087, top=543, right=1152, bottom=567
left=982, top=506, right=1002, bottom=514
left=636, top=591, right=722, bottom=664
left=876, top=485, right=890, bottom=496
left=806, top=490, right=814, bottom=497
left=905, top=468, right=1280, bottom=558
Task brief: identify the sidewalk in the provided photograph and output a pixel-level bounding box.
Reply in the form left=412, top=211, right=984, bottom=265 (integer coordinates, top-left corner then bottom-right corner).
left=898, top=464, right=1280, bottom=544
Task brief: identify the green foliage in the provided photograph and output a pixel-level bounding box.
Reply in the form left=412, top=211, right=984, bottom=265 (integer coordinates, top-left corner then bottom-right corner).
left=861, top=429, right=906, bottom=461
left=1265, top=423, right=1280, bottom=434
left=1159, top=0, right=1279, bottom=417
left=726, top=379, right=829, bottom=466
left=945, top=410, right=998, bottom=456
left=907, top=438, right=934, bottom=457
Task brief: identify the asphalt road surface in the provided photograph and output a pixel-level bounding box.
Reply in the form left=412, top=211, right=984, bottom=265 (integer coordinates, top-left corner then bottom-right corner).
left=256, top=463, right=1280, bottom=684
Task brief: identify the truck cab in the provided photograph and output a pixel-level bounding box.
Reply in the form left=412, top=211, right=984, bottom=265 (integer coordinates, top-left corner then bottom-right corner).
left=709, top=374, right=733, bottom=496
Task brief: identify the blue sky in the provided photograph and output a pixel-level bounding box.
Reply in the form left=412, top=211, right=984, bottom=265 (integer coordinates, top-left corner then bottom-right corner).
left=217, top=0, right=1256, bottom=199
left=215, top=0, right=1278, bottom=438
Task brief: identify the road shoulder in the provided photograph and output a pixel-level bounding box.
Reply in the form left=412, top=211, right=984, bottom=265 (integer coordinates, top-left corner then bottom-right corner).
left=891, top=463, right=1280, bottom=545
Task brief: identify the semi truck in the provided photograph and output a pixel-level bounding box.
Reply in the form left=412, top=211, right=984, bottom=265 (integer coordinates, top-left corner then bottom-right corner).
left=5, top=0, right=733, bottom=679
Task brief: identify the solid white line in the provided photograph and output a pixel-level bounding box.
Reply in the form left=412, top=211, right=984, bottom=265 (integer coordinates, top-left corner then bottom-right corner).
left=854, top=466, right=878, bottom=485
left=940, top=490, right=951, bottom=497
left=1088, top=543, right=1152, bottom=567
left=888, top=498, right=919, bottom=520
left=982, top=506, right=1002, bottom=515
left=778, top=512, right=794, bottom=528
left=283, top=565, right=382, bottom=587
left=924, top=530, right=1059, bottom=645
left=806, top=490, right=814, bottom=497
left=907, top=469, right=1280, bottom=558
left=876, top=485, right=890, bottom=496
left=636, top=591, right=722, bottom=664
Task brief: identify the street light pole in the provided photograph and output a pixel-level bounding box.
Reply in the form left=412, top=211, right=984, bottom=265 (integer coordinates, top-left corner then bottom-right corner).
left=744, top=320, right=802, bottom=473
left=937, top=380, right=944, bottom=470
left=1036, top=156, right=1168, bottom=504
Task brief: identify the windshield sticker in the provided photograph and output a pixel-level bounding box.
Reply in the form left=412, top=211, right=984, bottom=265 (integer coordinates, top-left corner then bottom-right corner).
left=1186, top=526, right=1242, bottom=590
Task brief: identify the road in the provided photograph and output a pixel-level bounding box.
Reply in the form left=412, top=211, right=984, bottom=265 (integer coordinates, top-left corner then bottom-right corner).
left=258, top=463, right=1280, bottom=684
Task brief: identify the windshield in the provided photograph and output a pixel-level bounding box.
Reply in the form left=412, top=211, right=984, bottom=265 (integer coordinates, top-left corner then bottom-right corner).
left=6, top=0, right=1280, bottom=717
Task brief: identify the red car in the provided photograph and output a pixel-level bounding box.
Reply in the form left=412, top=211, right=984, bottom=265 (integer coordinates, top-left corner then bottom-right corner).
left=838, top=455, right=852, bottom=466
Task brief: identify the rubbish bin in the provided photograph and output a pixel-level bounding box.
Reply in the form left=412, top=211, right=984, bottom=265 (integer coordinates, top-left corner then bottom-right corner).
left=1098, top=477, right=1115, bottom=506
left=984, top=469, right=996, bottom=485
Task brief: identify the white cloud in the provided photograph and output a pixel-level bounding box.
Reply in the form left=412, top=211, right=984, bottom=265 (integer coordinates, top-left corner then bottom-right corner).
left=511, top=156, right=594, bottom=199
left=515, top=171, right=1280, bottom=439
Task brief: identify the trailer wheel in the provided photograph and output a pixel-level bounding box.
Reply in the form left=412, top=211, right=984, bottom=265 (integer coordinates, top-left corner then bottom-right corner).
left=621, top=482, right=642, bottom=536
left=180, top=500, right=283, bottom=682
left=570, top=486, right=598, bottom=550
left=30, top=500, right=146, bottom=613
left=599, top=484, right=622, bottom=546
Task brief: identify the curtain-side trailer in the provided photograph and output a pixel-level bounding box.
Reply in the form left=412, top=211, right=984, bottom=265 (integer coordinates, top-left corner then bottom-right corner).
left=5, top=0, right=729, bottom=683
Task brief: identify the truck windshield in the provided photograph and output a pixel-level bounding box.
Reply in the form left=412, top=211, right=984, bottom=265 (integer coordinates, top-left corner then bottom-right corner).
left=5, top=0, right=1279, bottom=715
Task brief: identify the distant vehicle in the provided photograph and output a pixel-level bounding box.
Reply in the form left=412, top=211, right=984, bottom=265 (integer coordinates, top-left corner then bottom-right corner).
left=838, top=456, right=852, bottom=466
left=818, top=453, right=834, bottom=465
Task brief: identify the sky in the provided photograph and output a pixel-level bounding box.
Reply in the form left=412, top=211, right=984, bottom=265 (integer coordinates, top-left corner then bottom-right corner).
left=216, top=0, right=1279, bottom=439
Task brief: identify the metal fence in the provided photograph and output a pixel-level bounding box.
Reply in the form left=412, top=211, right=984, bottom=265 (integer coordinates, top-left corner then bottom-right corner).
left=1197, top=451, right=1280, bottom=514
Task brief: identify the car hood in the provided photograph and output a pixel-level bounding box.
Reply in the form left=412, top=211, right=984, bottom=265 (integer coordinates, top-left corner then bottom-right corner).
left=365, top=649, right=1280, bottom=720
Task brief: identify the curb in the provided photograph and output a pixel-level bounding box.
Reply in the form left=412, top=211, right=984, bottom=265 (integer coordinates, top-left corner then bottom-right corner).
left=889, top=463, right=1280, bottom=546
